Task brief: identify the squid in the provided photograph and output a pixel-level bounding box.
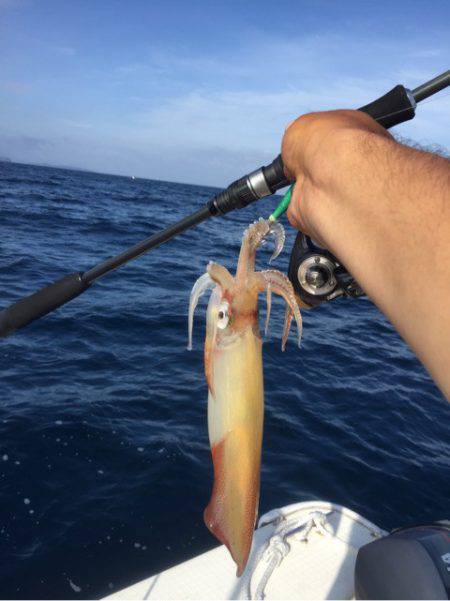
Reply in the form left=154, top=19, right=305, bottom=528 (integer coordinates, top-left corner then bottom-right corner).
left=188, top=218, right=302, bottom=577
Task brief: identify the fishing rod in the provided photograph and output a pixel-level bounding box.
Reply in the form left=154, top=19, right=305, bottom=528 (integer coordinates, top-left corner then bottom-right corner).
left=0, top=70, right=449, bottom=338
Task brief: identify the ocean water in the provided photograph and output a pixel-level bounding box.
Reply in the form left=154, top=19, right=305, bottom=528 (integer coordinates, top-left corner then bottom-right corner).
left=0, top=161, right=449, bottom=599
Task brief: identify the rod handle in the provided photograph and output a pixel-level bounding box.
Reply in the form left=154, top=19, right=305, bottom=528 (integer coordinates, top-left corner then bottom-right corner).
left=358, top=84, right=415, bottom=128
left=266, top=84, right=416, bottom=193
left=0, top=273, right=89, bottom=338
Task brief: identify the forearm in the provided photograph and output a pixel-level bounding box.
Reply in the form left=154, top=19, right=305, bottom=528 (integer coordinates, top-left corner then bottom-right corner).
left=284, top=118, right=450, bottom=397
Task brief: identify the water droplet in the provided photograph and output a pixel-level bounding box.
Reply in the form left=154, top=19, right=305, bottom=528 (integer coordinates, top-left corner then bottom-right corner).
left=68, top=579, right=81, bottom=593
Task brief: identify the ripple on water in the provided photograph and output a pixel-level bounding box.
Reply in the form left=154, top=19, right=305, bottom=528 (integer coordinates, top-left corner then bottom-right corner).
left=0, top=162, right=448, bottom=599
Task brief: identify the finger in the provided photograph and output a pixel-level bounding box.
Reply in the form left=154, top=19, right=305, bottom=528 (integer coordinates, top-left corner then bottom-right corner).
left=286, top=179, right=308, bottom=233
left=287, top=200, right=305, bottom=231
left=286, top=205, right=302, bottom=230
left=284, top=119, right=296, bottom=132
left=281, top=118, right=307, bottom=180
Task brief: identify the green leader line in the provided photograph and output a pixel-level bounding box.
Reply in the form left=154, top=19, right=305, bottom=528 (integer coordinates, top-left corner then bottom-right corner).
left=269, top=184, right=294, bottom=222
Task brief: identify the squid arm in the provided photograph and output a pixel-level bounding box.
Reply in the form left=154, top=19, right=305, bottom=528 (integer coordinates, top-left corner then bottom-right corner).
left=255, top=269, right=303, bottom=349
left=264, top=282, right=272, bottom=336
left=187, top=272, right=215, bottom=351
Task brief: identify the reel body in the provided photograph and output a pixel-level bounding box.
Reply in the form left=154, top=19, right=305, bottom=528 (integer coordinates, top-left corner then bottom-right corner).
left=288, top=233, right=364, bottom=308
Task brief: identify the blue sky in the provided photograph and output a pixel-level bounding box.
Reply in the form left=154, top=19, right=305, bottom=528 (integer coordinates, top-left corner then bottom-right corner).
left=1, top=0, right=449, bottom=186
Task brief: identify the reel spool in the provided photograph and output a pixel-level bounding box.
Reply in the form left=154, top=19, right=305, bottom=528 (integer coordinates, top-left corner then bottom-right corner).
left=288, top=233, right=365, bottom=308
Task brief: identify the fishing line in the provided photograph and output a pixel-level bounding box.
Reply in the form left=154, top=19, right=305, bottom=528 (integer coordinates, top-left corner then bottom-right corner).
left=0, top=70, right=448, bottom=338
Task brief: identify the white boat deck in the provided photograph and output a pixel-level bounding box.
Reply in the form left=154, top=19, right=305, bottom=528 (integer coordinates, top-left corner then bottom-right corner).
left=105, top=501, right=386, bottom=600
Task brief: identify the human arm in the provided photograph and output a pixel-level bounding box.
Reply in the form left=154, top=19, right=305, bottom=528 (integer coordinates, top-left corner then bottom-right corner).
left=281, top=110, right=450, bottom=399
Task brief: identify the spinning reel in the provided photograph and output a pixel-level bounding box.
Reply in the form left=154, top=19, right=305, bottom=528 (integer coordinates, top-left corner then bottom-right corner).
left=288, top=233, right=364, bottom=308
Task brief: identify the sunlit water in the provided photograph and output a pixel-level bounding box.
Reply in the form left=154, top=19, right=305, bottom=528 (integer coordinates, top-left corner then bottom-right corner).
left=0, top=162, right=449, bottom=599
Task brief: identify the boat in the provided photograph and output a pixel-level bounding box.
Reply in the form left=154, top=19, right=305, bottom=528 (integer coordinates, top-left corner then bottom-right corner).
left=104, top=500, right=450, bottom=599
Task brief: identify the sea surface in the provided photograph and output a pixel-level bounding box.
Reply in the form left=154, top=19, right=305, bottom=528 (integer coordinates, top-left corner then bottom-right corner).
left=0, top=161, right=449, bottom=599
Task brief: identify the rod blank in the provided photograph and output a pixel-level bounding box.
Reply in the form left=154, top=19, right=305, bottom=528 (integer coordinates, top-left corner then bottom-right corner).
left=83, top=204, right=213, bottom=284
left=412, top=70, right=450, bottom=103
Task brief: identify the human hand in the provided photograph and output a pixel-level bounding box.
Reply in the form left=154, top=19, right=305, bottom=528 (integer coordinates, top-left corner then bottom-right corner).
left=281, top=110, right=390, bottom=244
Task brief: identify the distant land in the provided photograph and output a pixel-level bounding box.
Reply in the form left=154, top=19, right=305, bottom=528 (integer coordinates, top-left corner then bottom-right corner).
left=2, top=158, right=135, bottom=178
left=35, top=161, right=98, bottom=173
left=1, top=156, right=146, bottom=177
left=0, top=159, right=225, bottom=192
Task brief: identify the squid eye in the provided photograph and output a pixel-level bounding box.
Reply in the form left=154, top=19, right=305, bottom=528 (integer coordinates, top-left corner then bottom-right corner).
left=217, top=301, right=230, bottom=329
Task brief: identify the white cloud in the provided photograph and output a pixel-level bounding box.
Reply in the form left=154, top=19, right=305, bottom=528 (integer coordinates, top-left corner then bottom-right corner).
left=59, top=118, right=92, bottom=129
left=2, top=29, right=448, bottom=185
left=125, top=77, right=449, bottom=166
left=0, top=0, right=26, bottom=7
left=114, top=64, right=145, bottom=76
left=2, top=80, right=29, bottom=94
left=410, top=49, right=442, bottom=59
left=54, top=45, right=76, bottom=56
left=120, top=33, right=448, bottom=182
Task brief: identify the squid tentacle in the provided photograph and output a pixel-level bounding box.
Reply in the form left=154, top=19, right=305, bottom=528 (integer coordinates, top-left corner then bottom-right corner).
left=188, top=263, right=234, bottom=351
left=207, top=261, right=234, bottom=289
left=281, top=305, right=294, bottom=352
left=265, top=282, right=272, bottom=336
left=188, top=272, right=215, bottom=350
left=256, top=269, right=302, bottom=349
left=237, top=219, right=285, bottom=280
left=267, top=220, right=285, bottom=263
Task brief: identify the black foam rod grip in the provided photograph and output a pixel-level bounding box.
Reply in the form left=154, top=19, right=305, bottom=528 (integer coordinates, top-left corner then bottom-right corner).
left=267, top=85, right=415, bottom=190
left=358, top=85, right=415, bottom=129
left=0, top=273, right=89, bottom=338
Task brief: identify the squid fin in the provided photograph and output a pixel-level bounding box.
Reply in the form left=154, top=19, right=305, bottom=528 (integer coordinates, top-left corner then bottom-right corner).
left=204, top=432, right=259, bottom=577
